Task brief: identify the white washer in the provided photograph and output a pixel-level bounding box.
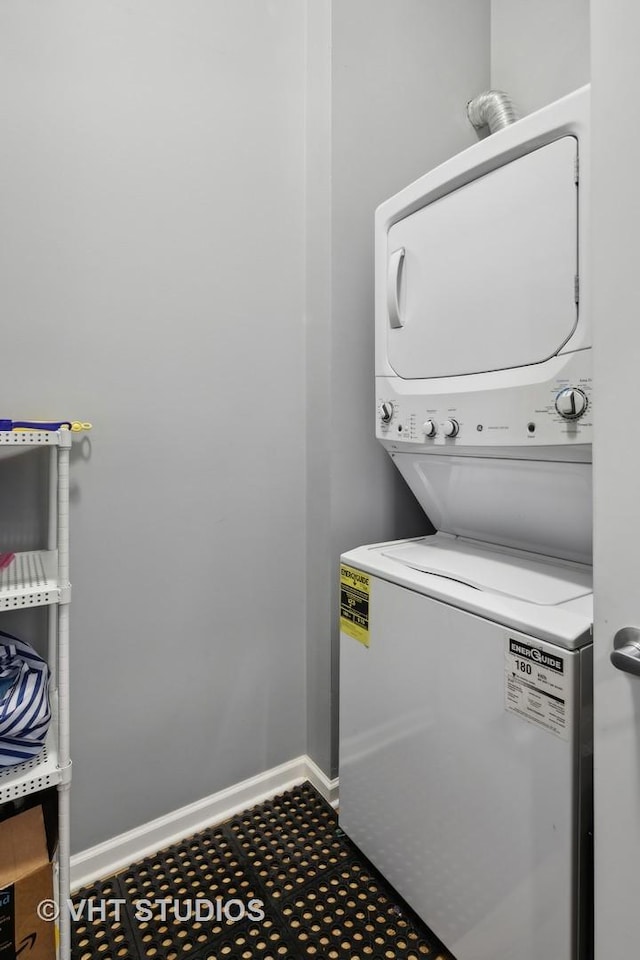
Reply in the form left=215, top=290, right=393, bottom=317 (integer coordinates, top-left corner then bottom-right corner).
left=339, top=86, right=593, bottom=960
left=339, top=536, right=592, bottom=960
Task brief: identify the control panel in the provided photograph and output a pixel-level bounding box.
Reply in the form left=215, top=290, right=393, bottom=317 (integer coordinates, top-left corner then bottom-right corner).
left=376, top=354, right=593, bottom=450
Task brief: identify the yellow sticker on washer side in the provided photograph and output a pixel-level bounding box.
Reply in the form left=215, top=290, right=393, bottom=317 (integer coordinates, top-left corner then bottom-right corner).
left=340, top=565, right=370, bottom=647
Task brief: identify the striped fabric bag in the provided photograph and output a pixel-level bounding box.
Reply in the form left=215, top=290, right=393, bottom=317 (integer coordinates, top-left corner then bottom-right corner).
left=0, top=629, right=51, bottom=768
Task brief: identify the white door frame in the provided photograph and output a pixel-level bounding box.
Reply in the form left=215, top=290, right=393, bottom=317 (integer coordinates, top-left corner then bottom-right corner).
left=592, top=1, right=640, bottom=955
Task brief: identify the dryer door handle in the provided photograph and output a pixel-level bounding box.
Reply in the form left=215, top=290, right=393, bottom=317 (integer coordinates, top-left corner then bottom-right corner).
left=611, top=627, right=640, bottom=676
left=387, top=248, right=405, bottom=329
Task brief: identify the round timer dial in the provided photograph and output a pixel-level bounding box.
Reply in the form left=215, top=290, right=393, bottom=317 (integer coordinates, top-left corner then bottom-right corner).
left=379, top=402, right=394, bottom=424
left=555, top=388, right=588, bottom=420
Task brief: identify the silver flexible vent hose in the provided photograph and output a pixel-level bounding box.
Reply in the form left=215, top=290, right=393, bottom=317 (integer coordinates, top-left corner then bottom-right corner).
left=467, top=90, right=520, bottom=135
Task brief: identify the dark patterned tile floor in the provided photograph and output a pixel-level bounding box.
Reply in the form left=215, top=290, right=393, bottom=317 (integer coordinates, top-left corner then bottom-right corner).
left=71, top=781, right=454, bottom=960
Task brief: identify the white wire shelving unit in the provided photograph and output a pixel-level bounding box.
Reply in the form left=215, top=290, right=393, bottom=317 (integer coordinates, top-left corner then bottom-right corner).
left=0, top=429, right=72, bottom=960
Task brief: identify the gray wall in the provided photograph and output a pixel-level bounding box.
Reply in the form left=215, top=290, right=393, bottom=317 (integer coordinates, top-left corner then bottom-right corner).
left=491, top=0, right=590, bottom=115
left=306, top=0, right=492, bottom=778
left=0, top=0, right=307, bottom=853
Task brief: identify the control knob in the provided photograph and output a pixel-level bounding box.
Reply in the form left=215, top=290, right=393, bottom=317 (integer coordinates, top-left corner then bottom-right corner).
left=422, top=419, right=437, bottom=438
left=379, top=401, right=394, bottom=424
left=443, top=418, right=459, bottom=438
left=555, top=387, right=588, bottom=420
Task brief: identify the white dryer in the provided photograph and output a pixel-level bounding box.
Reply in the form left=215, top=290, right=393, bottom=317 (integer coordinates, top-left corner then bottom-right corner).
left=339, top=86, right=592, bottom=960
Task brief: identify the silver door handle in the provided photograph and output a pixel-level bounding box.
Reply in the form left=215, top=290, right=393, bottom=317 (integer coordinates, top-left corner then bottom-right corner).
left=611, top=627, right=640, bottom=676
left=387, top=248, right=405, bottom=329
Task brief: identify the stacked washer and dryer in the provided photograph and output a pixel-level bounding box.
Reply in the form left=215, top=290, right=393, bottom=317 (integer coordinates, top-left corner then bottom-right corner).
left=339, top=87, right=593, bottom=960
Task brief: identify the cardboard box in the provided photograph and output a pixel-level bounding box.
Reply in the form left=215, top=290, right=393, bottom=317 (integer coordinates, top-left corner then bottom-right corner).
left=0, top=806, right=55, bottom=960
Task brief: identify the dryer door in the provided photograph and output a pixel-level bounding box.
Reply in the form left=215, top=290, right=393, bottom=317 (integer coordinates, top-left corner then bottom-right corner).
left=386, top=136, right=578, bottom=379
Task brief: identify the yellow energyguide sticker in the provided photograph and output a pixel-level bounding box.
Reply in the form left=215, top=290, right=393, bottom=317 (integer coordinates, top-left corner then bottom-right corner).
left=340, top=564, right=370, bottom=647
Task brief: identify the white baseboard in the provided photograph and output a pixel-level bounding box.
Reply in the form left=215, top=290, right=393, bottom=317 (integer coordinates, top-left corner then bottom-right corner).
left=70, top=755, right=339, bottom=891
left=304, top=755, right=339, bottom=808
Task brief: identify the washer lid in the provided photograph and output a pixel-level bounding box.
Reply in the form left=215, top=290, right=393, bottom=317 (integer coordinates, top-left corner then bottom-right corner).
left=381, top=534, right=591, bottom=605
left=390, top=453, right=592, bottom=565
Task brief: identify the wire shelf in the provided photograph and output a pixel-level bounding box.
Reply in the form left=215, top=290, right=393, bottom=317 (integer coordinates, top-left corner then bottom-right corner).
left=0, top=430, right=64, bottom=459
left=0, top=551, right=60, bottom=610
left=0, top=693, right=62, bottom=802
